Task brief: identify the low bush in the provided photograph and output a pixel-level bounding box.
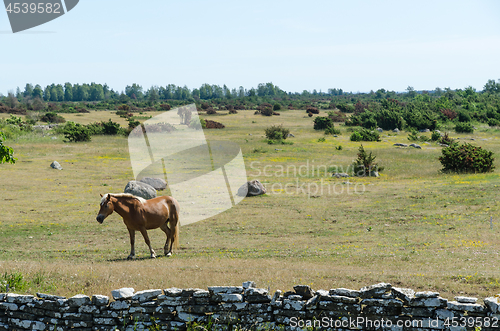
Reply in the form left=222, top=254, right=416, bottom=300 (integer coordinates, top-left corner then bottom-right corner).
left=325, top=125, right=341, bottom=135
left=431, top=131, right=442, bottom=141
left=313, top=117, right=333, bottom=130
left=0, top=131, right=15, bottom=164
left=455, top=122, right=474, bottom=133
left=407, top=130, right=430, bottom=142
left=439, top=132, right=454, bottom=145
left=265, top=124, right=289, bottom=141
left=350, top=128, right=380, bottom=142
left=62, top=122, right=91, bottom=142
left=41, top=112, right=65, bottom=124
left=306, top=106, right=319, bottom=114
left=439, top=143, right=494, bottom=173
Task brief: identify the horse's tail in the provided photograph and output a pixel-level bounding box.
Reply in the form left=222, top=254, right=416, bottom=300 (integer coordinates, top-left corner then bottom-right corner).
left=169, top=197, right=180, bottom=250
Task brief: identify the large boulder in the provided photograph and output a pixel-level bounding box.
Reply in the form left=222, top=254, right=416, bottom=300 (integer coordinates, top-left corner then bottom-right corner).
left=237, top=180, right=266, bottom=197
left=124, top=181, right=157, bottom=200
left=139, top=177, right=167, bottom=191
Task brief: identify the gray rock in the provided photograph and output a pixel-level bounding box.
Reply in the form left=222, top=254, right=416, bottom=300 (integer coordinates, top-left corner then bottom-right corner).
left=447, top=301, right=485, bottom=313
left=360, top=283, right=392, bottom=298
left=294, top=285, right=315, bottom=299
left=50, top=161, right=63, bottom=170
left=484, top=297, right=500, bottom=313
left=132, top=289, right=162, bottom=302
left=237, top=180, right=266, bottom=197
left=369, top=171, right=379, bottom=177
left=392, top=287, right=415, bottom=304
left=163, top=287, right=183, bottom=297
left=377, top=127, right=383, bottom=132
left=193, top=290, right=210, bottom=298
left=139, top=177, right=167, bottom=191
left=411, top=297, right=447, bottom=307
left=111, top=287, right=135, bottom=300
left=92, top=295, right=109, bottom=306
left=332, top=172, right=349, bottom=178
left=393, top=143, right=408, bottom=147
left=329, top=288, right=360, bottom=298
left=243, top=281, right=256, bottom=289
left=217, top=293, right=243, bottom=303
left=208, top=286, right=244, bottom=294
left=287, top=133, right=295, bottom=138
left=454, top=296, right=477, bottom=304
left=37, top=293, right=66, bottom=300
left=6, top=293, right=35, bottom=304
left=419, top=129, right=430, bottom=132
left=124, top=180, right=156, bottom=200
left=393, top=128, right=400, bottom=132
left=415, top=291, right=439, bottom=298
left=67, top=294, right=91, bottom=307
left=409, top=143, right=422, bottom=149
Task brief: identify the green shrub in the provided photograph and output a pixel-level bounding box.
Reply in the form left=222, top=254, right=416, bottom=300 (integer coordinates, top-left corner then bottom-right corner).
left=487, top=118, right=500, bottom=127
left=352, top=145, right=384, bottom=176
left=455, top=122, right=474, bottom=133
left=350, top=128, right=380, bottom=142
left=350, top=131, right=363, bottom=141
left=41, top=112, right=66, bottom=124
left=431, top=131, right=442, bottom=141
left=265, top=124, right=289, bottom=141
left=408, top=130, right=430, bottom=142
left=62, top=122, right=91, bottom=142
left=0, top=131, right=16, bottom=164
left=457, top=110, right=471, bottom=122
left=439, top=143, right=494, bottom=173
left=273, top=104, right=282, bottom=111
left=102, top=119, right=121, bottom=135
left=313, top=116, right=333, bottom=130
left=439, top=132, right=454, bottom=145
left=325, top=125, right=341, bottom=135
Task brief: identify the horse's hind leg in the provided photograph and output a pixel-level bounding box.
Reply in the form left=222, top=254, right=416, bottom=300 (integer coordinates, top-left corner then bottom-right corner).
left=138, top=227, right=156, bottom=258
left=160, top=222, right=172, bottom=257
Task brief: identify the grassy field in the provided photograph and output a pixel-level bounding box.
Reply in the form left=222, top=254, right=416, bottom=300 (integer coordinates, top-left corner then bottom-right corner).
left=1, top=109, right=499, bottom=300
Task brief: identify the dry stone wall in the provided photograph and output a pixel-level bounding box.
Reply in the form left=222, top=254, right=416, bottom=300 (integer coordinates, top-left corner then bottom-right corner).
left=1, top=282, right=500, bottom=330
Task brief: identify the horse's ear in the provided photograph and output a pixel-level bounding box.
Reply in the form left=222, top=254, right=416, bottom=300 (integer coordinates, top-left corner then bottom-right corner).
left=100, top=194, right=103, bottom=197
left=107, top=194, right=111, bottom=201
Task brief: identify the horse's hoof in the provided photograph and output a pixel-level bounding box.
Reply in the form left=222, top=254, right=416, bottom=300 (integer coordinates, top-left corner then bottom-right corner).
left=127, top=255, right=135, bottom=260
left=166, top=252, right=172, bottom=257
left=151, top=254, right=157, bottom=259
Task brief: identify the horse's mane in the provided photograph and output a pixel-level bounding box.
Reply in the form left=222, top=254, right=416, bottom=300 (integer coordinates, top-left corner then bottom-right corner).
left=101, top=193, right=146, bottom=205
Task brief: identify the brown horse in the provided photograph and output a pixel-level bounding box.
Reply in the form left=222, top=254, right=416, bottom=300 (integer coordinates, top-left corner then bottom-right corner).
left=96, top=193, right=180, bottom=259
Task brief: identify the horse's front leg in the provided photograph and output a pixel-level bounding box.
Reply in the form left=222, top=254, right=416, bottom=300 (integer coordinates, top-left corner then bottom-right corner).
left=139, top=228, right=156, bottom=258
left=127, top=228, right=136, bottom=260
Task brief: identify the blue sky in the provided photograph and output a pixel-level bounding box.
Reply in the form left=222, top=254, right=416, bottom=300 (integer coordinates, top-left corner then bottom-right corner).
left=1, top=0, right=500, bottom=95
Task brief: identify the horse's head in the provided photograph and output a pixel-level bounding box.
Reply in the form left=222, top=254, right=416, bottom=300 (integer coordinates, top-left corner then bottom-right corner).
left=96, top=194, right=114, bottom=224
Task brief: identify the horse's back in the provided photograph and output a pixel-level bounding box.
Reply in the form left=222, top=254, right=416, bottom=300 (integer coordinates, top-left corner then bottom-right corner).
left=143, top=196, right=179, bottom=221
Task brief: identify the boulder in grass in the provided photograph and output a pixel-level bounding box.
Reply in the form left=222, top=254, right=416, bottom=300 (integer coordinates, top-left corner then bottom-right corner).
left=50, top=161, right=63, bottom=170
left=237, top=180, right=266, bottom=197
left=124, top=181, right=157, bottom=200
left=139, top=177, right=167, bottom=191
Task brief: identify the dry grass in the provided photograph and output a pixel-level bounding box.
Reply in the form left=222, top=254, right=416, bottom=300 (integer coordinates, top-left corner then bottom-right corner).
left=1, top=110, right=499, bottom=300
